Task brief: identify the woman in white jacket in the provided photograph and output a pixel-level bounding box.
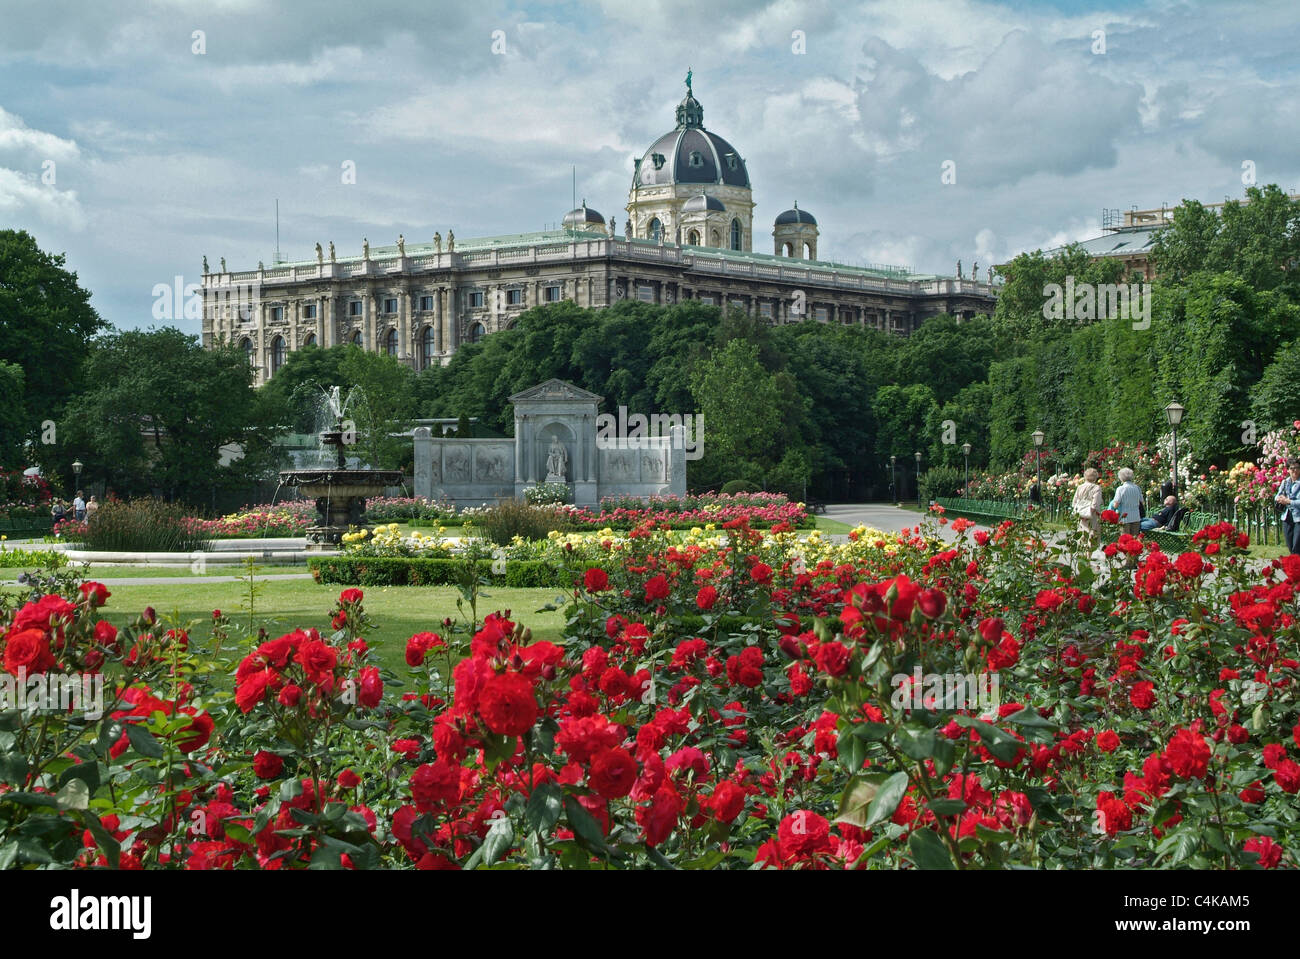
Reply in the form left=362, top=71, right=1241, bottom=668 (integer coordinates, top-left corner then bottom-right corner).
left=1072, top=468, right=1104, bottom=546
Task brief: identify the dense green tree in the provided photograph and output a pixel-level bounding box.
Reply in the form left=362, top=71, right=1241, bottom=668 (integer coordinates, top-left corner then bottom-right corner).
left=337, top=347, right=417, bottom=469
left=689, top=339, right=783, bottom=489
left=62, top=327, right=277, bottom=503
left=0, top=229, right=105, bottom=468
left=1252, top=337, right=1300, bottom=433
left=257, top=344, right=351, bottom=433
left=0, top=362, right=26, bottom=470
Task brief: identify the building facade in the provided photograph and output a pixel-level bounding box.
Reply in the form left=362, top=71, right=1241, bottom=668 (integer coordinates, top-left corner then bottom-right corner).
left=202, top=81, right=997, bottom=386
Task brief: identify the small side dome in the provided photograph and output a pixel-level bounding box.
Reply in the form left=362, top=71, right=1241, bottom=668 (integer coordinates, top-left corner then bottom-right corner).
left=683, top=193, right=726, bottom=213
left=775, top=202, right=816, bottom=226
left=562, top=200, right=605, bottom=229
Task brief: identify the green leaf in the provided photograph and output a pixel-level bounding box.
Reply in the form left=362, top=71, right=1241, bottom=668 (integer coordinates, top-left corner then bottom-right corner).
left=563, top=795, right=619, bottom=860
left=927, top=798, right=967, bottom=817
left=0, top=791, right=58, bottom=809
left=863, top=771, right=910, bottom=828
left=908, top=827, right=954, bottom=869
left=82, top=813, right=121, bottom=869
left=124, top=723, right=164, bottom=759
left=524, top=783, right=563, bottom=835
left=55, top=778, right=89, bottom=811
left=954, top=715, right=1023, bottom=762
left=897, top=726, right=936, bottom=760
left=480, top=816, right=514, bottom=867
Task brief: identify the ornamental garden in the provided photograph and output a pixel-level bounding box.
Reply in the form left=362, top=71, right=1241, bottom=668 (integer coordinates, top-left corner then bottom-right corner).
left=0, top=492, right=1296, bottom=870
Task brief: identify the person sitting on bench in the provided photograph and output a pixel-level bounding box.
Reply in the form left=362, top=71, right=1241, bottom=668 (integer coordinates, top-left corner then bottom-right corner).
left=1140, top=495, right=1179, bottom=531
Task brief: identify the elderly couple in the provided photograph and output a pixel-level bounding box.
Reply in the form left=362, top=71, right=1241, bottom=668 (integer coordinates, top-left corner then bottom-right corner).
left=1072, top=468, right=1178, bottom=544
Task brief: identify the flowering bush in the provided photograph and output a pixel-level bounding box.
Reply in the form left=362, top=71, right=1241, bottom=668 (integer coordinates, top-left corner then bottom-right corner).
left=523, top=483, right=570, bottom=506
left=4, top=510, right=1298, bottom=869
left=0, top=469, right=52, bottom=519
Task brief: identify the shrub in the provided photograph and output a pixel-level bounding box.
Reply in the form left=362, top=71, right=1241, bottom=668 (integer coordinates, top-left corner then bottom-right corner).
left=920, top=466, right=963, bottom=503
left=523, top=482, right=570, bottom=506
left=76, top=498, right=212, bottom=552
left=309, top=556, right=571, bottom=588
left=720, top=480, right=761, bottom=494
left=471, top=500, right=572, bottom=545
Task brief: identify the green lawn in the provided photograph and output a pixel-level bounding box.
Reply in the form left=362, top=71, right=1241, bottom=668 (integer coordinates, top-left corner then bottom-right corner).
left=0, top=579, right=570, bottom=675
left=811, top=515, right=854, bottom=534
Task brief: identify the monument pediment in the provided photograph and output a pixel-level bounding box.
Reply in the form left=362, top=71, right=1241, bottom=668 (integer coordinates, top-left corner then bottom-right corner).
left=508, top=379, right=604, bottom=404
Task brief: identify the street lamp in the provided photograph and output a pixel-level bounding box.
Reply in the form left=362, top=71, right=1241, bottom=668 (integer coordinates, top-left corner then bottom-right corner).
left=961, top=442, right=972, bottom=497
left=890, top=455, right=897, bottom=505
left=1164, top=402, right=1185, bottom=495
left=1031, top=430, right=1044, bottom=510
left=72, top=459, right=83, bottom=497
left=914, top=451, right=923, bottom=509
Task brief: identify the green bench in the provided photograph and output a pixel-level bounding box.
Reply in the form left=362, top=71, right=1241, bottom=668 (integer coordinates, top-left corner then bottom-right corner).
left=0, top=516, right=55, bottom=536
left=935, top=497, right=1026, bottom=524
left=1146, top=511, right=1215, bottom=554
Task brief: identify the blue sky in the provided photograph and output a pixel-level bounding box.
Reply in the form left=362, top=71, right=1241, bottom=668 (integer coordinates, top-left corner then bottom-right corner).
left=1, top=0, right=1297, bottom=335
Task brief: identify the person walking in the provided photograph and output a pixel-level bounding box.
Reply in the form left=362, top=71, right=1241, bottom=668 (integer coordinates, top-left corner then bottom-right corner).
left=1275, top=459, right=1300, bottom=555
left=1109, top=468, right=1144, bottom=564
left=86, top=495, right=99, bottom=520
left=1072, top=468, right=1104, bottom=546
left=73, top=490, right=86, bottom=522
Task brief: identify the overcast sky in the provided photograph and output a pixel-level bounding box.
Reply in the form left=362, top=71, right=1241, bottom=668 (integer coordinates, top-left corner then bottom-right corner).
left=2, top=0, right=1297, bottom=335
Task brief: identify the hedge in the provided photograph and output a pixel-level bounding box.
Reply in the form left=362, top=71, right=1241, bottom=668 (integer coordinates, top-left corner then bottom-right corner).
left=308, top=556, right=574, bottom=588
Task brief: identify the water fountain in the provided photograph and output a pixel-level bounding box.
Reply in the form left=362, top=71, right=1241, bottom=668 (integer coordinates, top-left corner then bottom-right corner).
left=279, top=387, right=404, bottom=550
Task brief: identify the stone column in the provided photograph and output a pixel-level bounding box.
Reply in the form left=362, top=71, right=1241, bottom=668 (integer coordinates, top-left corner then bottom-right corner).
left=446, top=288, right=458, bottom=355
left=515, top=415, right=525, bottom=483
left=399, top=290, right=411, bottom=362
left=256, top=302, right=268, bottom=385
left=433, top=287, right=443, bottom=354
left=288, top=300, right=300, bottom=353
left=366, top=293, right=377, bottom=351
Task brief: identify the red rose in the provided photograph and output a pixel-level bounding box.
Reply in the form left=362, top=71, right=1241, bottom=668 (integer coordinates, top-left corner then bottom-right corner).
left=977, top=617, right=1004, bottom=643
left=295, top=639, right=338, bottom=689
left=79, top=581, right=110, bottom=607
left=478, top=670, right=539, bottom=737
left=636, top=783, right=683, bottom=847
left=94, top=620, right=119, bottom=649
left=3, top=628, right=54, bottom=676
left=706, top=781, right=746, bottom=822
left=583, top=568, right=609, bottom=592
left=338, top=769, right=361, bottom=789
left=357, top=666, right=383, bottom=708
left=278, top=684, right=302, bottom=707
left=1244, top=836, right=1282, bottom=869
left=1095, top=792, right=1132, bottom=836
left=339, top=588, right=364, bottom=605
left=777, top=810, right=833, bottom=858
left=1097, top=730, right=1121, bottom=753
left=235, top=669, right=273, bottom=713
left=644, top=575, right=670, bottom=602
left=813, top=640, right=851, bottom=677
left=1274, top=760, right=1300, bottom=794
left=750, top=563, right=773, bottom=585
left=696, top=585, right=718, bottom=610
left=1129, top=681, right=1156, bottom=710
left=1035, top=590, right=1064, bottom=612
left=1173, top=552, right=1203, bottom=578
left=175, top=711, right=214, bottom=753
left=1100, top=509, right=1119, bottom=524
left=253, top=750, right=284, bottom=779
left=410, top=761, right=461, bottom=810
left=589, top=747, right=638, bottom=799
left=917, top=588, right=947, bottom=618
left=1163, top=727, right=1211, bottom=779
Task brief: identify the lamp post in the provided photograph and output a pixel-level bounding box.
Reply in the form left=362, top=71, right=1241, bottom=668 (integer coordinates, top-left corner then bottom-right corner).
left=961, top=442, right=972, bottom=497
left=890, top=455, right=896, bottom=505
left=72, top=460, right=83, bottom=499
left=1031, top=430, right=1044, bottom=511
left=1164, top=402, right=1185, bottom=495
left=914, top=451, right=923, bottom=509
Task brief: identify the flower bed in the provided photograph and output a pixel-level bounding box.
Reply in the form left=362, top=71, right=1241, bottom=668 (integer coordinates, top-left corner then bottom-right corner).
left=2, top=512, right=1296, bottom=869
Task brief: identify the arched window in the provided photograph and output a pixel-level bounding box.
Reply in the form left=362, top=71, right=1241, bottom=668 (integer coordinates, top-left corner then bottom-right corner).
left=351, top=330, right=363, bottom=347
left=270, top=335, right=286, bottom=375
left=468, top=322, right=485, bottom=344
left=385, top=328, right=398, bottom=356
left=688, top=230, right=700, bottom=246
left=730, top=219, right=742, bottom=251
left=804, top=241, right=815, bottom=260
left=303, top=333, right=317, bottom=348
left=647, top=217, right=662, bottom=242
left=240, top=337, right=254, bottom=364
left=421, top=326, right=436, bottom=369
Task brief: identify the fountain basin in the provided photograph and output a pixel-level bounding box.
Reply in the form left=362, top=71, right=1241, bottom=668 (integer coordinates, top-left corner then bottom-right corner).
left=279, top=468, right=404, bottom=550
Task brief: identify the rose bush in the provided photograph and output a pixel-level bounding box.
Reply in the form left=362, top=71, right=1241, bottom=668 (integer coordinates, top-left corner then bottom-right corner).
left=2, top=510, right=1296, bottom=869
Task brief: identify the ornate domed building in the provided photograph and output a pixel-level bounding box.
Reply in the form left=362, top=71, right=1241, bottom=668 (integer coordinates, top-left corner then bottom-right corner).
left=626, top=78, right=754, bottom=251
left=203, top=72, right=996, bottom=386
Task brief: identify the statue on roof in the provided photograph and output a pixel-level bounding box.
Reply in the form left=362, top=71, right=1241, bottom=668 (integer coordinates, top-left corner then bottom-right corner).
left=329, top=241, right=336, bottom=262
left=685, top=68, right=692, bottom=94
left=220, top=257, right=226, bottom=273
left=363, top=237, right=370, bottom=259
left=202, top=255, right=209, bottom=274
left=956, top=259, right=962, bottom=279
left=433, top=231, right=442, bottom=253
left=971, top=260, right=978, bottom=281
left=398, top=234, right=405, bottom=256
left=447, top=230, right=455, bottom=252
left=315, top=242, right=323, bottom=265
left=987, top=266, right=993, bottom=284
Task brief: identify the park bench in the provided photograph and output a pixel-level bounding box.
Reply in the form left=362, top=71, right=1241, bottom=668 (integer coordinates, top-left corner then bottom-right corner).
left=806, top=500, right=827, bottom=515
left=934, top=497, right=1025, bottom=524
left=1146, top=510, right=1215, bottom=554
